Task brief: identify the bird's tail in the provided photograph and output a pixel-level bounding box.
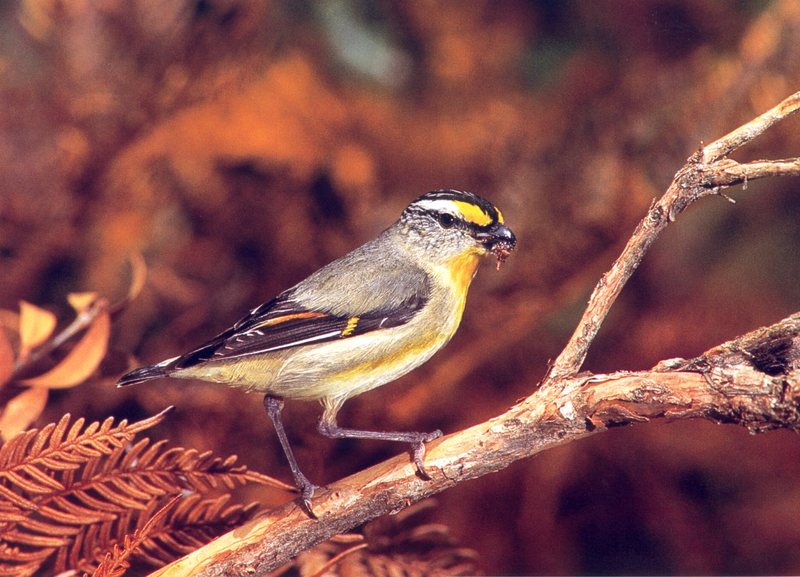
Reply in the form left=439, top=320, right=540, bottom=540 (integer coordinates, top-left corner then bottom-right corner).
left=117, top=357, right=177, bottom=387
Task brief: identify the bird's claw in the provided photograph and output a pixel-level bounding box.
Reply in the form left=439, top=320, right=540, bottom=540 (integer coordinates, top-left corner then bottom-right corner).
left=295, top=478, right=319, bottom=519
left=411, top=429, right=442, bottom=479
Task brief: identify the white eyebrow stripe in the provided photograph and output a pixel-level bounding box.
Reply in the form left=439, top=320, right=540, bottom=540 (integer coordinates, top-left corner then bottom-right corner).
left=413, top=198, right=460, bottom=214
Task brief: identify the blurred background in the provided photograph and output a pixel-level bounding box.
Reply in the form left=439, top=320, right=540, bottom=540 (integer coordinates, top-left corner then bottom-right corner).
left=1, top=0, right=800, bottom=574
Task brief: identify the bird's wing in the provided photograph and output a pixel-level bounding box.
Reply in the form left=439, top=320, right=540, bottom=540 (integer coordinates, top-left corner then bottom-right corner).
left=172, top=287, right=429, bottom=370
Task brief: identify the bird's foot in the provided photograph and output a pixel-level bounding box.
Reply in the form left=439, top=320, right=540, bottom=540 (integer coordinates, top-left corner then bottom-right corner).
left=411, top=429, right=443, bottom=479
left=294, top=475, right=319, bottom=519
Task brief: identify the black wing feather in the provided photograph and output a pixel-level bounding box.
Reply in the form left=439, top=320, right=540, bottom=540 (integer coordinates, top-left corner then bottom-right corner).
left=173, top=289, right=428, bottom=370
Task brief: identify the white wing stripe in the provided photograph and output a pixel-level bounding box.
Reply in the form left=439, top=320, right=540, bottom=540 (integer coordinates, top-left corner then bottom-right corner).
left=216, top=330, right=345, bottom=359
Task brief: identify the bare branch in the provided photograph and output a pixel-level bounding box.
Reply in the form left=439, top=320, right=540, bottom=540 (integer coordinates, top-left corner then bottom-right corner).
left=701, top=91, right=800, bottom=163
left=149, top=312, right=800, bottom=577
left=147, top=92, right=800, bottom=577
left=544, top=90, right=800, bottom=384
left=704, top=157, right=800, bottom=188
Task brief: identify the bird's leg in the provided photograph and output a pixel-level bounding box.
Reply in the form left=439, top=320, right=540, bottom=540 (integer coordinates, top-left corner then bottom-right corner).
left=318, top=411, right=442, bottom=479
left=263, top=395, right=318, bottom=517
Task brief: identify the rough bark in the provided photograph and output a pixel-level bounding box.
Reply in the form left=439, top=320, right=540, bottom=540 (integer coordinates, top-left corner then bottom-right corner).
left=149, top=91, right=800, bottom=577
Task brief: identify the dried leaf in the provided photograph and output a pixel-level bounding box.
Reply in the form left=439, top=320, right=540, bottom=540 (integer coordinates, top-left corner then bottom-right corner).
left=0, top=328, right=13, bottom=388
left=305, top=543, right=369, bottom=577
left=18, top=301, right=57, bottom=361
left=129, top=494, right=262, bottom=569
left=67, top=293, right=99, bottom=313
left=0, top=406, right=291, bottom=576
left=110, top=252, right=147, bottom=315
left=0, top=387, right=49, bottom=442
left=20, top=310, right=110, bottom=389
left=0, top=410, right=172, bottom=575
left=90, top=496, right=180, bottom=577
left=0, top=310, right=20, bottom=334
left=296, top=500, right=481, bottom=577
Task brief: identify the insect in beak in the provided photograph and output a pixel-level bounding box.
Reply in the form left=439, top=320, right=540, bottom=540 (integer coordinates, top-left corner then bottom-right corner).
left=475, top=224, right=516, bottom=270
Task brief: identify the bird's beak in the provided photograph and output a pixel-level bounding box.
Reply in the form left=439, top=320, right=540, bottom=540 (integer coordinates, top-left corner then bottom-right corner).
left=475, top=224, right=517, bottom=270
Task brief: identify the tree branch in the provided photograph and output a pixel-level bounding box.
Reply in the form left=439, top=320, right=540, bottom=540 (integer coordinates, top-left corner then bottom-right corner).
left=151, top=312, right=800, bottom=577
left=544, top=90, right=800, bottom=384
left=148, top=91, right=800, bottom=576
left=701, top=91, right=800, bottom=163
left=703, top=157, right=800, bottom=188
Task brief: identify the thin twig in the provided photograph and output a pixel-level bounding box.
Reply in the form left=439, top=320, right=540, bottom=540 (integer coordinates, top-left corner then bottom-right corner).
left=305, top=543, right=369, bottom=577
left=701, top=91, right=800, bottom=163
left=543, top=90, right=800, bottom=385
left=10, top=297, right=108, bottom=379
left=705, top=157, right=800, bottom=187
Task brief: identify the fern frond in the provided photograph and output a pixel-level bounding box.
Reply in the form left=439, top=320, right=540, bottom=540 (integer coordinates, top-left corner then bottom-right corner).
left=0, top=409, right=172, bottom=512
left=133, top=494, right=259, bottom=568
left=0, top=408, right=284, bottom=577
left=0, top=484, right=37, bottom=511
left=296, top=500, right=482, bottom=577
left=87, top=496, right=179, bottom=577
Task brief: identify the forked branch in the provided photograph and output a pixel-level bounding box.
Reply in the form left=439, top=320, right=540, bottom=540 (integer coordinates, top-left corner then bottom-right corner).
left=149, top=91, right=800, bottom=577
left=544, top=90, right=800, bottom=384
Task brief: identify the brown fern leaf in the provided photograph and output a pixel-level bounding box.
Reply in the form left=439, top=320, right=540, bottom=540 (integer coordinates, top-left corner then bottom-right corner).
left=0, top=409, right=172, bottom=511
left=0, top=408, right=285, bottom=577
left=296, top=500, right=482, bottom=577
left=88, top=495, right=180, bottom=577
left=71, top=493, right=259, bottom=575
left=0, top=409, right=171, bottom=577
left=0, top=541, right=55, bottom=577
left=131, top=493, right=260, bottom=569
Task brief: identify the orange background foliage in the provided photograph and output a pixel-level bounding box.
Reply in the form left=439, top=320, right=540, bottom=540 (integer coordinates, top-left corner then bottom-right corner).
left=2, top=0, right=800, bottom=574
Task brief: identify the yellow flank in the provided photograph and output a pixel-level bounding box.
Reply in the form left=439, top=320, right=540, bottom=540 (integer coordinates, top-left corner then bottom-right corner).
left=452, top=200, right=493, bottom=227
left=341, top=316, right=360, bottom=336
left=329, top=329, right=445, bottom=395
left=324, top=252, right=481, bottom=403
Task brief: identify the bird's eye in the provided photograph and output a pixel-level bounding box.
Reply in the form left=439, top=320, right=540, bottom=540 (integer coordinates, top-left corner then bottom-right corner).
left=437, top=213, right=456, bottom=228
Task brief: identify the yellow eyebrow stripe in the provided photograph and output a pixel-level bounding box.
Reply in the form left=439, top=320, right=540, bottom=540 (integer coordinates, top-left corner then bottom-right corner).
left=452, top=200, right=494, bottom=227
left=341, top=316, right=359, bottom=337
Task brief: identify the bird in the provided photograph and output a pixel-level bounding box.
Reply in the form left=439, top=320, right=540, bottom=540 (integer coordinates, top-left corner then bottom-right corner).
left=117, top=189, right=516, bottom=515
